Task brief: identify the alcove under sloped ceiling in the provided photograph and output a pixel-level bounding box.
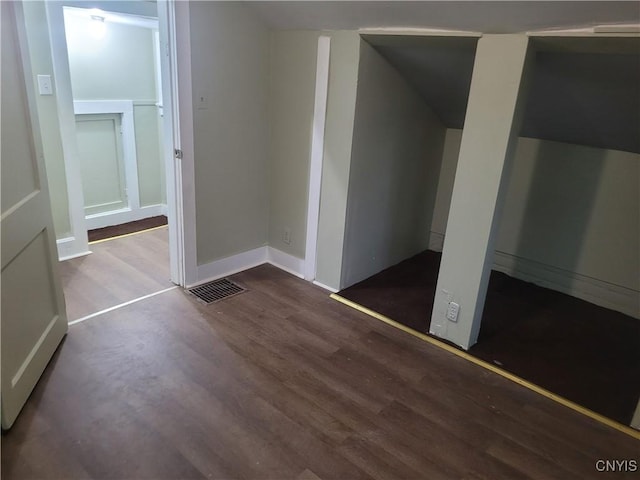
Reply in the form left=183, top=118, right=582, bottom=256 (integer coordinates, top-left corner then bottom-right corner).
left=362, top=34, right=478, bottom=130
left=524, top=36, right=640, bottom=154
left=367, top=34, right=640, bottom=153
left=339, top=33, right=639, bottom=426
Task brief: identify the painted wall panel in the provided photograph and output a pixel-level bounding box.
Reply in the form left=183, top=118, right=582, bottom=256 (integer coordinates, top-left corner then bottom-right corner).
left=134, top=105, right=166, bottom=206
left=432, top=129, right=640, bottom=300
left=188, top=2, right=270, bottom=264
left=342, top=39, right=446, bottom=288
left=75, top=114, right=127, bottom=215
left=268, top=30, right=320, bottom=259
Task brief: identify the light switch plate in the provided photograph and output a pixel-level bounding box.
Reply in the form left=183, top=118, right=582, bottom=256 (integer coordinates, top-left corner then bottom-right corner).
left=37, top=75, right=53, bottom=95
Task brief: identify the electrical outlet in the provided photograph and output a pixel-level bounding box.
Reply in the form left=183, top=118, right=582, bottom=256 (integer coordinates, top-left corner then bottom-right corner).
left=282, top=227, right=291, bottom=245
left=446, top=301, right=460, bottom=322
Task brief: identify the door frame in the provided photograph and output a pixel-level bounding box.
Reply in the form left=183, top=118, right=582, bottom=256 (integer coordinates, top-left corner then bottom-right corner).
left=46, top=0, right=90, bottom=261
left=46, top=0, right=193, bottom=286
left=160, top=0, right=197, bottom=287
left=158, top=0, right=195, bottom=287
left=304, top=35, right=331, bottom=282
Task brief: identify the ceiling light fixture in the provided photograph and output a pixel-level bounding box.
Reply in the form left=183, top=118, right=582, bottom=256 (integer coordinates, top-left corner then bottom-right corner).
left=89, top=10, right=106, bottom=39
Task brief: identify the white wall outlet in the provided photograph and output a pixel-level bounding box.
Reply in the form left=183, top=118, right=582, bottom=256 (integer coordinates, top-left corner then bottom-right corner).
left=446, top=301, right=460, bottom=322
left=283, top=227, right=291, bottom=245
left=37, top=75, right=53, bottom=95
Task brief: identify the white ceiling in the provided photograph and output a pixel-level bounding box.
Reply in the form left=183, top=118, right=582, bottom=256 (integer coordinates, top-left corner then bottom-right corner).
left=246, top=1, right=639, bottom=33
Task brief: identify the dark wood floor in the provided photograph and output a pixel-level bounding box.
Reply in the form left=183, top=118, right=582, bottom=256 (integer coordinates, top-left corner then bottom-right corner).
left=87, top=215, right=168, bottom=242
left=2, top=263, right=638, bottom=479
left=339, top=250, right=640, bottom=426
left=58, top=226, right=172, bottom=321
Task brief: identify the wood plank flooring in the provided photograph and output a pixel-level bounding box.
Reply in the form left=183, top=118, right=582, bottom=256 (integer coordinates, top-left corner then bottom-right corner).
left=2, top=264, right=638, bottom=479
left=58, top=227, right=172, bottom=321
left=88, top=216, right=168, bottom=243
left=338, top=250, right=640, bottom=426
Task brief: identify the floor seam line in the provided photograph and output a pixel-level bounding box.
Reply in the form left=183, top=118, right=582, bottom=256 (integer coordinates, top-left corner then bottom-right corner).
left=68, top=286, right=179, bottom=326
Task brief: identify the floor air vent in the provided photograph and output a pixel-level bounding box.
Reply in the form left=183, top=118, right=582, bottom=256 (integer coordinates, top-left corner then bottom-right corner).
left=188, top=278, right=246, bottom=304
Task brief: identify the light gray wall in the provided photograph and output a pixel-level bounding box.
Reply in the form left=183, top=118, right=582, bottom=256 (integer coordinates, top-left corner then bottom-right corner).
left=268, top=30, right=320, bottom=259
left=431, top=128, right=462, bottom=238
left=432, top=129, right=640, bottom=310
left=315, top=31, right=361, bottom=289
left=65, top=16, right=156, bottom=100
left=189, top=2, right=270, bottom=265
left=341, top=39, right=446, bottom=288
left=23, top=1, right=72, bottom=238
left=64, top=13, right=165, bottom=207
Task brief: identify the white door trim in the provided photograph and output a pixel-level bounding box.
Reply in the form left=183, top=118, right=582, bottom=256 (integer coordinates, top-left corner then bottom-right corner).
left=159, top=0, right=195, bottom=286
left=45, top=1, right=89, bottom=261
left=46, top=0, right=189, bottom=285
left=304, top=35, right=331, bottom=282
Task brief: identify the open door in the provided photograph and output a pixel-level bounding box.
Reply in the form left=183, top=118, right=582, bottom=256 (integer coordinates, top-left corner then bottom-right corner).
left=1, top=1, right=68, bottom=429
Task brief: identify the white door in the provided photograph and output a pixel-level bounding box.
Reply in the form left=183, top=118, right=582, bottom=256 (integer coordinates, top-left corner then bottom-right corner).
left=1, top=1, right=68, bottom=429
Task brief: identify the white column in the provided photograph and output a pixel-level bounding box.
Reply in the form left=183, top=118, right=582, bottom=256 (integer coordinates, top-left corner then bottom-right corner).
left=429, top=34, right=531, bottom=349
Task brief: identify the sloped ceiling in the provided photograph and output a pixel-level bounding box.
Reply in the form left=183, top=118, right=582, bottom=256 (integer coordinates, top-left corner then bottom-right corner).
left=247, top=1, right=639, bottom=153
left=365, top=35, right=477, bottom=130
left=366, top=35, right=640, bottom=153
left=247, top=1, right=639, bottom=34
left=523, top=38, right=640, bottom=153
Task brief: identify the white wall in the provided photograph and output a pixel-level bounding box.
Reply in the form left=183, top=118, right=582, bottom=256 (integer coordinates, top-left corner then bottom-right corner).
left=268, top=30, right=320, bottom=259
left=431, top=129, right=640, bottom=317
left=341, top=40, right=446, bottom=288
left=64, top=12, right=165, bottom=208
left=188, top=2, right=270, bottom=265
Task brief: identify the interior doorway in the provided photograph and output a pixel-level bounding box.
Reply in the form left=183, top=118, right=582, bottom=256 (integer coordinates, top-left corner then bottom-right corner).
left=62, top=5, right=168, bottom=234
left=17, top=0, right=187, bottom=323
left=56, top=1, right=183, bottom=319
left=37, top=0, right=185, bottom=290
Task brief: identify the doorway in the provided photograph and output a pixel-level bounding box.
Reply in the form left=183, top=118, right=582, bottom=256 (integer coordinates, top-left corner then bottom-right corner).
left=35, top=0, right=186, bottom=285
left=62, top=5, right=168, bottom=234
left=19, top=0, right=187, bottom=320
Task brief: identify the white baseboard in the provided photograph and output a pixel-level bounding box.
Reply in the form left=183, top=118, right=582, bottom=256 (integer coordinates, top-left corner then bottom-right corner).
left=428, top=232, right=638, bottom=319
left=57, top=236, right=91, bottom=262
left=192, top=246, right=307, bottom=289
left=267, top=247, right=305, bottom=279
left=429, top=231, right=445, bottom=252
left=492, top=251, right=639, bottom=319
left=312, top=281, right=339, bottom=293
left=85, top=204, right=168, bottom=230
left=191, top=246, right=268, bottom=288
